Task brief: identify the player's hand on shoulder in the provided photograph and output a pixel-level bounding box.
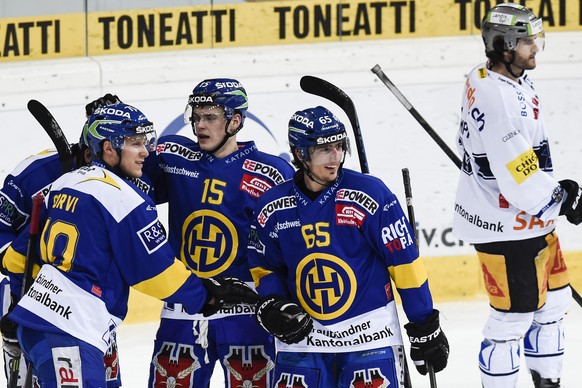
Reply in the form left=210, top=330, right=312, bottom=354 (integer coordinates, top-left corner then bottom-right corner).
left=255, top=294, right=313, bottom=344
left=558, top=179, right=582, bottom=225
left=404, top=309, right=449, bottom=375
left=200, top=277, right=258, bottom=317
left=85, top=93, right=122, bottom=117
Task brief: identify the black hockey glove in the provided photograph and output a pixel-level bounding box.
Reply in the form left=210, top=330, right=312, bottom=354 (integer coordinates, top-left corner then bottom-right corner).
left=1, top=314, right=21, bottom=359
left=404, top=309, right=449, bottom=375
left=558, top=179, right=582, bottom=225
left=85, top=93, right=122, bottom=117
left=200, top=277, right=259, bottom=317
left=256, top=295, right=313, bottom=344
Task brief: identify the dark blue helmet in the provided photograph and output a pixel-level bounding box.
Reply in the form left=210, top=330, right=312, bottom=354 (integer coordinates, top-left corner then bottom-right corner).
left=288, top=106, right=350, bottom=162
left=84, top=103, right=156, bottom=159
left=184, top=78, right=248, bottom=128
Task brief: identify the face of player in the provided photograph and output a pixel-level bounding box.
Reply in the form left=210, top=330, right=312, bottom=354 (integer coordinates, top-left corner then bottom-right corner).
left=118, top=134, right=150, bottom=178
left=192, top=105, right=240, bottom=158
left=304, top=140, right=345, bottom=191
left=513, top=34, right=543, bottom=70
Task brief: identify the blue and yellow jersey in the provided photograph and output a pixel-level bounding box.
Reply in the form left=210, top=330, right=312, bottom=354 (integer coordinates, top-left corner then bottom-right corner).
left=0, top=150, right=61, bottom=255
left=146, top=135, right=294, bottom=282
left=3, top=165, right=207, bottom=331
left=249, top=168, right=433, bottom=326
left=0, top=149, right=155, bottom=257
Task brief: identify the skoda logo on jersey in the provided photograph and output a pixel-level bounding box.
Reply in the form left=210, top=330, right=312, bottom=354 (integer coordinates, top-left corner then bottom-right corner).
left=180, top=209, right=238, bottom=277
left=296, top=253, right=357, bottom=321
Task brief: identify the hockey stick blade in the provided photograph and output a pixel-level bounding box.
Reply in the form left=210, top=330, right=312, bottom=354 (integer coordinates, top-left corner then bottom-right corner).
left=300, top=75, right=370, bottom=174
left=27, top=99, right=73, bottom=174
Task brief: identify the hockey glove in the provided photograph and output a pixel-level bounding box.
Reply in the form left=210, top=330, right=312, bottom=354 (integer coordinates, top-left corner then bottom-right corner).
left=1, top=314, right=21, bottom=359
left=200, top=277, right=259, bottom=317
left=256, top=295, right=313, bottom=344
left=559, top=179, right=582, bottom=225
left=404, top=309, right=449, bottom=375
left=85, top=93, right=122, bottom=117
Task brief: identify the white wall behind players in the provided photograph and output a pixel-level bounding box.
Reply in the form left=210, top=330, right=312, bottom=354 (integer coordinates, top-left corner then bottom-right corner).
left=1, top=32, right=581, bottom=256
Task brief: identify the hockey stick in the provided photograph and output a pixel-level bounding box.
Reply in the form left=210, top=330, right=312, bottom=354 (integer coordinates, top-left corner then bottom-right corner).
left=372, top=65, right=582, bottom=309
left=13, top=101, right=73, bottom=387
left=371, top=65, right=462, bottom=169
left=402, top=168, right=438, bottom=388
left=299, top=75, right=370, bottom=174
left=7, top=193, right=44, bottom=388
left=27, top=99, right=74, bottom=174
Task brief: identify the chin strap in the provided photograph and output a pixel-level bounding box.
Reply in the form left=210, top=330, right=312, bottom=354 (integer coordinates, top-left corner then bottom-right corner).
left=504, top=51, right=525, bottom=79
left=196, top=118, right=244, bottom=155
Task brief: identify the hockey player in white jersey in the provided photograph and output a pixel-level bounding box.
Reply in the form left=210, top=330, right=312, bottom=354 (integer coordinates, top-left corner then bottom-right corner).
left=249, top=106, right=449, bottom=387
left=1, top=102, right=258, bottom=386
left=453, top=3, right=582, bottom=387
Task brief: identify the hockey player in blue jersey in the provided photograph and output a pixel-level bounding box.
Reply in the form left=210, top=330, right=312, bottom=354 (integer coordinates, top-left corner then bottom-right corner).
left=144, top=79, right=294, bottom=388
left=0, top=94, right=133, bottom=388
left=249, top=106, right=450, bottom=387
left=1, top=102, right=258, bottom=386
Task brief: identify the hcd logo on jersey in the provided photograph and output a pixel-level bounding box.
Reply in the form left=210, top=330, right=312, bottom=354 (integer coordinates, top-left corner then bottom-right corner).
left=296, top=253, right=357, bottom=320
left=223, top=345, right=273, bottom=388
left=351, top=367, right=389, bottom=388
left=275, top=373, right=308, bottom=388
left=151, top=342, right=200, bottom=388
left=181, top=209, right=238, bottom=277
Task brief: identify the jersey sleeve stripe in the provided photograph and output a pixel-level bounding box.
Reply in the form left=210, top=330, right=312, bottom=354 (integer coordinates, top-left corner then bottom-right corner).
left=388, top=258, right=428, bottom=289
left=132, top=258, right=191, bottom=299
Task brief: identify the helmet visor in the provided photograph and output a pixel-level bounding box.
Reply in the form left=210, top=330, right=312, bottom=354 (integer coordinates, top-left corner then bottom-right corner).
left=307, top=139, right=350, bottom=166
left=516, top=31, right=545, bottom=52
left=112, top=127, right=157, bottom=153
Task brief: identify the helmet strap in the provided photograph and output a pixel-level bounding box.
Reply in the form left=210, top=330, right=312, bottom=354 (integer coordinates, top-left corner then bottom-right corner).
left=504, top=51, right=525, bottom=79
left=207, top=117, right=243, bottom=155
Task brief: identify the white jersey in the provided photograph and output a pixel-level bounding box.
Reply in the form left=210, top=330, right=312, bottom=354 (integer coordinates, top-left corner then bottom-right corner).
left=453, top=63, right=564, bottom=243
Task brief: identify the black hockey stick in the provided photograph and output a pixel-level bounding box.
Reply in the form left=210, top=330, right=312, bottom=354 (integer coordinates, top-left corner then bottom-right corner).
left=27, top=99, right=74, bottom=174
left=372, top=65, right=582, bottom=309
left=402, top=168, right=438, bottom=388
left=402, top=168, right=419, bottom=253
left=7, top=192, right=44, bottom=388
left=300, top=75, right=370, bottom=174
left=14, top=100, right=73, bottom=387
left=371, top=65, right=462, bottom=169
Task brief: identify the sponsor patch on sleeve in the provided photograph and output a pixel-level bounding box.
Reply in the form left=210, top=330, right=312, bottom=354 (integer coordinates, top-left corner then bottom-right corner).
left=0, top=191, right=28, bottom=229
left=137, top=219, right=167, bottom=254
left=506, top=148, right=539, bottom=184
left=247, top=225, right=265, bottom=254
left=240, top=173, right=272, bottom=198
left=335, top=204, right=366, bottom=227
